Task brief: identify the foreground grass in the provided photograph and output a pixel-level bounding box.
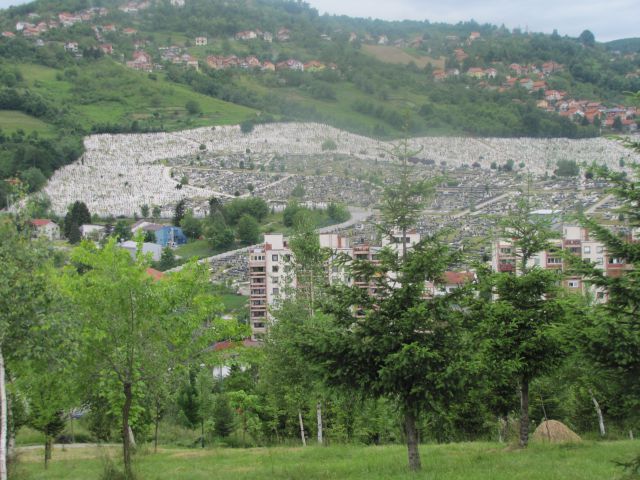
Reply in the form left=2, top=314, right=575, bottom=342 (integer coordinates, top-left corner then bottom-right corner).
left=14, top=441, right=638, bottom=480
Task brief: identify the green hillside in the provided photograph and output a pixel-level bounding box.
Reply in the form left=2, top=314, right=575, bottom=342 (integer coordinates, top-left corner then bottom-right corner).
left=0, top=0, right=638, bottom=205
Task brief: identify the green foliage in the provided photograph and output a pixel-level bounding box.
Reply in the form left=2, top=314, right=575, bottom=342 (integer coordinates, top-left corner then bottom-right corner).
left=555, top=159, right=580, bottom=177
left=173, top=199, right=186, bottom=227
left=321, top=139, right=337, bottom=151
left=185, top=100, right=201, bottom=115
left=179, top=211, right=202, bottom=240
left=223, top=197, right=269, bottom=225
left=158, top=247, right=177, bottom=271
left=212, top=394, right=234, bottom=438
left=236, top=214, right=261, bottom=245
left=64, top=200, right=91, bottom=242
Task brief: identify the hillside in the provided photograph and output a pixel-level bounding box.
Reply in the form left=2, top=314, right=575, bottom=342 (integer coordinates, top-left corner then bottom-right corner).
left=0, top=0, right=639, bottom=206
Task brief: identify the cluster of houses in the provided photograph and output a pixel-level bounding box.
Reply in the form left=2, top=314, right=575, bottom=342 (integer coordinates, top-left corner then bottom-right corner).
left=205, top=55, right=334, bottom=72
left=234, top=27, right=290, bottom=43
left=28, top=217, right=188, bottom=262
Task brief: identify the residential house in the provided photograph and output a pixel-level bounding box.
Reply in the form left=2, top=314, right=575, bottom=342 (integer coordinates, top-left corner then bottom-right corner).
left=102, top=23, right=117, bottom=32
left=99, top=43, right=113, bottom=54
left=468, top=31, right=481, bottom=42
left=485, top=67, right=498, bottom=79
left=378, top=35, right=389, bottom=45
left=276, top=28, right=290, bottom=41
left=466, top=67, right=485, bottom=78
left=236, top=30, right=257, bottom=41
left=126, top=50, right=152, bottom=71
left=454, top=48, right=468, bottom=62
left=154, top=226, right=187, bottom=247
left=262, top=31, right=273, bottom=42
left=122, top=27, right=137, bottom=35
left=541, top=61, right=563, bottom=74
left=64, top=41, right=79, bottom=53
left=195, top=36, right=207, bottom=46
left=1, top=32, right=15, bottom=38
left=80, top=224, right=106, bottom=241
left=304, top=60, right=325, bottom=72
left=261, top=61, right=275, bottom=71
left=30, top=219, right=60, bottom=241
left=119, top=241, right=162, bottom=262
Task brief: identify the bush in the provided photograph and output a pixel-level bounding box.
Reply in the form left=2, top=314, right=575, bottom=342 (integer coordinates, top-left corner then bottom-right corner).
left=185, top=100, right=201, bottom=115
left=321, top=138, right=337, bottom=151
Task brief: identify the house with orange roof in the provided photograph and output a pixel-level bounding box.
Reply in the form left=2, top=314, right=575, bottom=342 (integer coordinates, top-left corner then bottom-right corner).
left=30, top=219, right=60, bottom=241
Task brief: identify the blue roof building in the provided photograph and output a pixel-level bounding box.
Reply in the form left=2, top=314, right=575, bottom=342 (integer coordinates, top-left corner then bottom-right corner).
left=154, top=226, right=188, bottom=247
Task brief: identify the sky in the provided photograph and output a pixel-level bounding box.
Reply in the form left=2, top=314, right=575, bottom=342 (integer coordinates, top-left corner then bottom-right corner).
left=0, top=0, right=636, bottom=42
left=308, top=0, right=637, bottom=42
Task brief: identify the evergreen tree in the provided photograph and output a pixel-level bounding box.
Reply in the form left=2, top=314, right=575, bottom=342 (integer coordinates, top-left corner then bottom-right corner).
left=213, top=394, right=234, bottom=438
left=173, top=199, right=186, bottom=227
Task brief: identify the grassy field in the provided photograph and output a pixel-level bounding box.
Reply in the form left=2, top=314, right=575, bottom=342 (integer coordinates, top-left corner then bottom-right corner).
left=361, top=45, right=445, bottom=69
left=0, top=110, right=56, bottom=136
left=16, top=60, right=257, bottom=132
left=12, top=441, right=639, bottom=480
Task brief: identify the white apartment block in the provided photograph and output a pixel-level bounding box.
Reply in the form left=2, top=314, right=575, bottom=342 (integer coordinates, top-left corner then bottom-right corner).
left=491, top=225, right=628, bottom=301
left=249, top=230, right=474, bottom=340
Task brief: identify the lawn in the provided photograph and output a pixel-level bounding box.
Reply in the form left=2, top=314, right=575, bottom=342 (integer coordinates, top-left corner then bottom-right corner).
left=13, top=441, right=639, bottom=480
left=0, top=110, right=55, bottom=136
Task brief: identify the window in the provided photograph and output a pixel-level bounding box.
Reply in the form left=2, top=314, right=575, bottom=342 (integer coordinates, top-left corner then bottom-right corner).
left=547, top=257, right=562, bottom=264
left=272, top=287, right=279, bottom=295
left=272, top=265, right=279, bottom=273
left=596, top=257, right=603, bottom=265
left=568, top=280, right=580, bottom=288
left=272, top=254, right=278, bottom=262
left=253, top=322, right=265, bottom=329
left=596, top=246, right=603, bottom=253
left=583, top=246, right=591, bottom=254
left=609, top=257, right=624, bottom=265
left=596, top=291, right=605, bottom=300
left=500, top=247, right=512, bottom=254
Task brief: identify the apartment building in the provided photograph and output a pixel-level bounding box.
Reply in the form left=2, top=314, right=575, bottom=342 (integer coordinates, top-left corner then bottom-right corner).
left=248, top=230, right=473, bottom=340
left=491, top=225, right=629, bottom=300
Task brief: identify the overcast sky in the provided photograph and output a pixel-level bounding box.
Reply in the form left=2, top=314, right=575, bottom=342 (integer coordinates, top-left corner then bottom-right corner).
left=0, top=0, right=636, bottom=42
left=309, top=0, right=637, bottom=42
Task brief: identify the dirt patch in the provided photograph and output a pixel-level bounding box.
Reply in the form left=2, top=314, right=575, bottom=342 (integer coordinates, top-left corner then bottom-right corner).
left=361, top=45, right=444, bottom=69
left=532, top=420, right=581, bottom=443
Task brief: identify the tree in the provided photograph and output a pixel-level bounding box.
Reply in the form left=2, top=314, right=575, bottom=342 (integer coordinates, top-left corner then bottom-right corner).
left=185, top=100, right=201, bottom=115
left=61, top=240, right=237, bottom=478
left=327, top=203, right=349, bottom=223
left=140, top=204, right=150, bottom=218
left=300, top=236, right=468, bottom=470
left=240, top=120, right=254, bottom=133
left=180, top=211, right=202, bottom=240
left=236, top=214, right=261, bottom=245
left=476, top=198, right=567, bottom=448
left=113, top=220, right=131, bottom=242
left=570, top=164, right=640, bottom=444
left=205, top=214, right=235, bottom=250
left=158, top=247, right=177, bottom=271
left=64, top=201, right=91, bottom=243
left=578, top=29, right=595, bottom=47
left=0, top=218, right=50, bottom=480
left=173, top=199, right=186, bottom=227
left=151, top=205, right=161, bottom=220
left=212, top=394, right=234, bottom=438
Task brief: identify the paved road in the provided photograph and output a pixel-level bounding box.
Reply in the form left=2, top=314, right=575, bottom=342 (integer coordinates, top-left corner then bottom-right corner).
left=585, top=194, right=614, bottom=215
left=451, top=191, right=514, bottom=219
left=167, top=206, right=374, bottom=272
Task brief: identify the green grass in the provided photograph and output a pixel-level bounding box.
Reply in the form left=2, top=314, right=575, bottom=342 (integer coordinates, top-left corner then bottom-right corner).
left=0, top=110, right=55, bottom=136
left=219, top=293, right=248, bottom=314
left=16, top=59, right=257, bottom=132
left=13, top=440, right=639, bottom=480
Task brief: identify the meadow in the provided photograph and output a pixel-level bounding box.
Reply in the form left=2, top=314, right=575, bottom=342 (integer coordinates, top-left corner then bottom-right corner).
left=12, top=440, right=639, bottom=480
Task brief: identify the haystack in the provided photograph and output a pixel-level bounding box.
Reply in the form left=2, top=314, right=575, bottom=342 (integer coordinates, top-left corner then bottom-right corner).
left=532, top=420, right=581, bottom=443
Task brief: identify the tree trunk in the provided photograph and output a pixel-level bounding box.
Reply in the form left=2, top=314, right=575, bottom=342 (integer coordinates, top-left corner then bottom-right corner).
left=122, top=382, right=133, bottom=479
left=0, top=348, right=7, bottom=480
left=316, top=402, right=323, bottom=445
left=298, top=410, right=306, bottom=447
left=589, top=390, right=605, bottom=437
left=497, top=416, right=507, bottom=443
left=519, top=377, right=530, bottom=448
left=154, top=400, right=161, bottom=453
left=404, top=409, right=421, bottom=471
left=44, top=436, right=52, bottom=469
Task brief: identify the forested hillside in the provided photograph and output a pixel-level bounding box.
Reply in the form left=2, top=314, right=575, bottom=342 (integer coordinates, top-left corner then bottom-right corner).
left=0, top=0, right=638, bottom=206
